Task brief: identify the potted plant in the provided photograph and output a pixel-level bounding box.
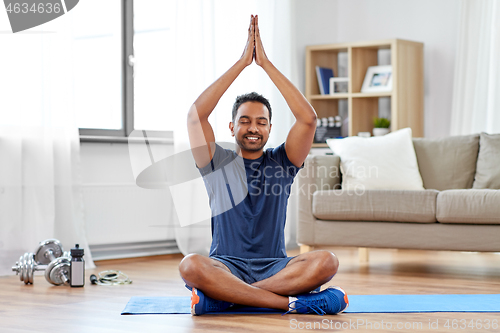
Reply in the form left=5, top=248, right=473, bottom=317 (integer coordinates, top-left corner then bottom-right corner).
left=373, top=117, right=391, bottom=136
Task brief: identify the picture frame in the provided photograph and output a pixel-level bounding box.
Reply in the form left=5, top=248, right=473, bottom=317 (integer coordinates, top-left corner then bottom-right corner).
left=361, top=65, right=393, bottom=93
left=329, top=77, right=349, bottom=94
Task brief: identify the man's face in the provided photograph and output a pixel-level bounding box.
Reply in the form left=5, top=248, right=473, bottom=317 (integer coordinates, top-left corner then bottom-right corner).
left=230, top=101, right=271, bottom=153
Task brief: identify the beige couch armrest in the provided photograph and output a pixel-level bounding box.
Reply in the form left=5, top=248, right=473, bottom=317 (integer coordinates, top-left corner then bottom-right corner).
left=296, top=155, right=341, bottom=245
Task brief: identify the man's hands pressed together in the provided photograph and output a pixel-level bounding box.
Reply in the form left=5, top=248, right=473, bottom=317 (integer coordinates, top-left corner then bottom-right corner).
left=240, top=15, right=269, bottom=68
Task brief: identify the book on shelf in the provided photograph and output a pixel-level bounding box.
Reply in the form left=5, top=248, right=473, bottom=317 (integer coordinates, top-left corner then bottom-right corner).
left=315, top=66, right=334, bottom=95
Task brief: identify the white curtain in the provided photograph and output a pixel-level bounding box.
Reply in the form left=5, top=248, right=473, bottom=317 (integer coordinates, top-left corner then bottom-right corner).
left=170, top=0, right=296, bottom=255
left=0, top=17, right=95, bottom=275
left=450, top=0, right=500, bottom=135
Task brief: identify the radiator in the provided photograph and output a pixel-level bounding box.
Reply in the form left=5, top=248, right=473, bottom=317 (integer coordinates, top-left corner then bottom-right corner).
left=82, top=183, right=179, bottom=259
left=89, top=240, right=179, bottom=261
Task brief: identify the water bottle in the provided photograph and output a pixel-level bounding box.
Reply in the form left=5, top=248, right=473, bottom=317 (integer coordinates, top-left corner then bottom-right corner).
left=70, top=244, right=85, bottom=287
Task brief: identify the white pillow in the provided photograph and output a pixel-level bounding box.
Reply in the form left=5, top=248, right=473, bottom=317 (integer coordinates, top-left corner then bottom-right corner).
left=326, top=128, right=424, bottom=191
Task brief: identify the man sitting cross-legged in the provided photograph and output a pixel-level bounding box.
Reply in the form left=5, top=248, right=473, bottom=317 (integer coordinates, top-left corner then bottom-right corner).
left=179, top=14, right=348, bottom=316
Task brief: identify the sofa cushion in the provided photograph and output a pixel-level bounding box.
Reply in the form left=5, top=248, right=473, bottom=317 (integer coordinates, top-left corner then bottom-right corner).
left=312, top=189, right=438, bottom=223
left=412, top=134, right=479, bottom=190
left=473, top=132, right=500, bottom=189
left=309, top=155, right=341, bottom=190
left=326, top=128, right=424, bottom=191
left=436, top=189, right=500, bottom=224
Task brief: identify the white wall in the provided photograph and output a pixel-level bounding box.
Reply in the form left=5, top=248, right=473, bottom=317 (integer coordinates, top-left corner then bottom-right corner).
left=293, top=0, right=460, bottom=138
left=293, top=0, right=339, bottom=94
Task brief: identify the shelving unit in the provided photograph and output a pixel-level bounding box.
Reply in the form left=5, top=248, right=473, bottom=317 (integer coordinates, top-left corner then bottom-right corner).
left=306, top=39, right=424, bottom=147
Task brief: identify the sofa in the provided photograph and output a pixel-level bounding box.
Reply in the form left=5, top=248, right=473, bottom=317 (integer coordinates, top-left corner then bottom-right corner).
left=297, top=133, right=500, bottom=254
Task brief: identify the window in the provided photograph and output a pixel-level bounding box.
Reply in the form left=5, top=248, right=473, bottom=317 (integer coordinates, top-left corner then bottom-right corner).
left=75, top=0, right=175, bottom=138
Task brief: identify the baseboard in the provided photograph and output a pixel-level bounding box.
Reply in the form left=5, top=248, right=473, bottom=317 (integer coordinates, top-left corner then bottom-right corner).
left=89, top=240, right=179, bottom=261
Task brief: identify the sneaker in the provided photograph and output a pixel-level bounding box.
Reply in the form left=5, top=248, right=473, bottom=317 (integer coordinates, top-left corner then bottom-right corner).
left=190, top=287, right=232, bottom=315
left=285, top=286, right=349, bottom=315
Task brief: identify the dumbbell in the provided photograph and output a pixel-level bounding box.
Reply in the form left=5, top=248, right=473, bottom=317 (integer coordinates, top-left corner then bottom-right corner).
left=12, top=253, right=42, bottom=284
left=34, top=239, right=64, bottom=265
left=12, top=252, right=72, bottom=285
left=12, top=239, right=67, bottom=285
left=38, top=239, right=71, bottom=285
left=45, top=256, right=71, bottom=286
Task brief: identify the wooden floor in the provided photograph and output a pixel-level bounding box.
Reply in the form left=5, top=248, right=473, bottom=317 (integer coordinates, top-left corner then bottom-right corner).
left=1, top=247, right=500, bottom=333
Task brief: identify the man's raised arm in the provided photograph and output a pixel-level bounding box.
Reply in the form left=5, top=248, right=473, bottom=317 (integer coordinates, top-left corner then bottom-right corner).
left=187, top=16, right=256, bottom=169
left=253, top=15, right=317, bottom=168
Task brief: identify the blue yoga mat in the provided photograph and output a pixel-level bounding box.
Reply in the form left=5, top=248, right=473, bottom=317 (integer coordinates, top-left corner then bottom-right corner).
left=121, top=294, right=500, bottom=315
left=121, top=296, right=282, bottom=315
left=346, top=294, right=500, bottom=313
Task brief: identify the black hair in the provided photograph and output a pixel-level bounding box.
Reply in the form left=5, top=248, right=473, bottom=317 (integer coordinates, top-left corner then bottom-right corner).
left=232, top=92, right=272, bottom=123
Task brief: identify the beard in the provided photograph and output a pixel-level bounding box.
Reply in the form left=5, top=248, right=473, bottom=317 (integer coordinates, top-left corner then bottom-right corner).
left=235, top=133, right=267, bottom=152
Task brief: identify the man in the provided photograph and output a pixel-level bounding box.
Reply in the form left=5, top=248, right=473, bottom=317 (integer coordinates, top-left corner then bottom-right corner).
left=179, top=15, right=348, bottom=315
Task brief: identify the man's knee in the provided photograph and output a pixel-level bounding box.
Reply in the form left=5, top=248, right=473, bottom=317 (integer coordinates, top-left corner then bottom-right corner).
left=315, top=251, right=339, bottom=280
left=179, top=253, right=204, bottom=281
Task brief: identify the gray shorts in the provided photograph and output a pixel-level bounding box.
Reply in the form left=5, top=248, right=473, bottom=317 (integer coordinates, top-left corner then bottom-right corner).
left=210, top=255, right=295, bottom=284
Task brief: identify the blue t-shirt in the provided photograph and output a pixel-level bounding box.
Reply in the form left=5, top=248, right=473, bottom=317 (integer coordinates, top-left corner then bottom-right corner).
left=198, top=143, right=302, bottom=259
